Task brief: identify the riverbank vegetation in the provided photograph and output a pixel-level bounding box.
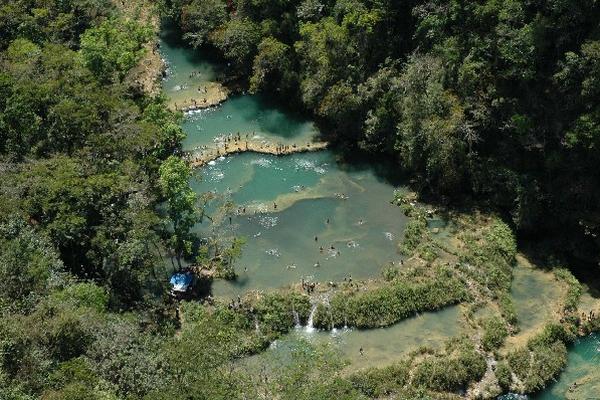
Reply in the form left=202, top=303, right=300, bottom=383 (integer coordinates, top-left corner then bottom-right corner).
left=163, top=0, right=600, bottom=276
left=350, top=336, right=486, bottom=398
left=0, top=1, right=185, bottom=398
left=313, top=267, right=467, bottom=329
left=1, top=0, right=599, bottom=399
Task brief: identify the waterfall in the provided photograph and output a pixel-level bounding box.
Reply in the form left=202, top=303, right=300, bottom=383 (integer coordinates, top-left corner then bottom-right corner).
left=305, top=304, right=317, bottom=333
left=292, top=310, right=301, bottom=328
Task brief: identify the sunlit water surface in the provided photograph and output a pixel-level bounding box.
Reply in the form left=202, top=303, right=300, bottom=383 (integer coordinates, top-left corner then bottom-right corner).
left=160, top=28, right=599, bottom=390
left=241, top=305, right=464, bottom=373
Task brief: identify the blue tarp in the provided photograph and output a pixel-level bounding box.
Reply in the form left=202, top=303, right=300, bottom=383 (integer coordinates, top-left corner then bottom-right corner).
left=170, top=272, right=193, bottom=292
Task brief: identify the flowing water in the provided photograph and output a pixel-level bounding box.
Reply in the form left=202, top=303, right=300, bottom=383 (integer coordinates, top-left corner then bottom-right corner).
left=242, top=305, right=464, bottom=372
left=159, top=27, right=599, bottom=390
left=534, top=332, right=600, bottom=399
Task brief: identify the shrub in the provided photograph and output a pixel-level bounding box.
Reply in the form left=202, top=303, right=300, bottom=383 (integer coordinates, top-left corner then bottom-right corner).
left=481, top=316, right=508, bottom=351
left=458, top=219, right=516, bottom=294
left=254, top=292, right=311, bottom=334
left=314, top=268, right=467, bottom=329
left=495, top=361, right=512, bottom=391
left=381, top=265, right=399, bottom=281
left=50, top=282, right=109, bottom=313
left=505, top=324, right=570, bottom=393
left=349, top=361, right=411, bottom=397
left=498, top=292, right=518, bottom=326
left=400, top=217, right=428, bottom=256
left=553, top=268, right=582, bottom=312
left=412, top=338, right=487, bottom=391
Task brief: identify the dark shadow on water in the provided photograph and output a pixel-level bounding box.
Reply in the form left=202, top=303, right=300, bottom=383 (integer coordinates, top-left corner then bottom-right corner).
left=328, top=146, right=407, bottom=188
left=159, top=18, right=225, bottom=72
left=518, top=238, right=600, bottom=298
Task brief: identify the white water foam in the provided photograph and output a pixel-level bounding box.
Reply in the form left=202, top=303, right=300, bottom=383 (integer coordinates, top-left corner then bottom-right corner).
left=305, top=305, right=318, bottom=333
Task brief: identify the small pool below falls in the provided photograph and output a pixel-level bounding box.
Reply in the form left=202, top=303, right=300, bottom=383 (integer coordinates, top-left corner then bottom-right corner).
left=241, top=305, right=464, bottom=373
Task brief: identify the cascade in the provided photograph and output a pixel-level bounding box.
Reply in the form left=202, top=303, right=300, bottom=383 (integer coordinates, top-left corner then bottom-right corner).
left=305, top=304, right=317, bottom=333
left=292, top=309, right=301, bottom=328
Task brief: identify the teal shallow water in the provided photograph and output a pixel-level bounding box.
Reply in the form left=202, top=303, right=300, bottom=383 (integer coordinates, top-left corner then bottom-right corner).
left=182, top=95, right=319, bottom=150
left=159, top=24, right=224, bottom=106
left=242, top=305, right=464, bottom=372
left=191, top=150, right=409, bottom=297
left=160, top=29, right=599, bottom=392
left=534, top=332, right=600, bottom=399
left=159, top=21, right=408, bottom=298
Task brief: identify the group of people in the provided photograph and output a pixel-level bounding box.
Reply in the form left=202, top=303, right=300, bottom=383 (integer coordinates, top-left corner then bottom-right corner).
left=581, top=310, right=596, bottom=322
left=173, top=97, right=208, bottom=111
left=301, top=278, right=316, bottom=293
left=186, top=135, right=311, bottom=166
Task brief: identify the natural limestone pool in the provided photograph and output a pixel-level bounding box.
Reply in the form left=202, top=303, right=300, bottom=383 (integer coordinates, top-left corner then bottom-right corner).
left=159, top=26, right=600, bottom=393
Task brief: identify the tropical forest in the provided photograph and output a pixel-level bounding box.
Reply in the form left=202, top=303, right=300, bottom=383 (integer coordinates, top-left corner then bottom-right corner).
left=0, top=0, right=599, bottom=399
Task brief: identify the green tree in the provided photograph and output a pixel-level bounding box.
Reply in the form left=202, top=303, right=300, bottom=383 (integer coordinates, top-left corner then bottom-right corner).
left=80, top=18, right=152, bottom=82
left=395, top=54, right=468, bottom=193
left=250, top=37, right=295, bottom=94
left=213, top=18, right=261, bottom=73
left=158, top=156, right=198, bottom=267
left=295, top=17, right=357, bottom=109
left=181, top=0, right=228, bottom=48
left=0, top=218, right=63, bottom=310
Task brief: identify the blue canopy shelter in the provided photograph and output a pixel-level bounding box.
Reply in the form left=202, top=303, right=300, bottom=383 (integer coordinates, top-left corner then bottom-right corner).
left=169, top=272, right=195, bottom=296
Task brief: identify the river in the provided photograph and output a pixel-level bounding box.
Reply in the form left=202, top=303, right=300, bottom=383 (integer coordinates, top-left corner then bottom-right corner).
left=159, top=25, right=599, bottom=397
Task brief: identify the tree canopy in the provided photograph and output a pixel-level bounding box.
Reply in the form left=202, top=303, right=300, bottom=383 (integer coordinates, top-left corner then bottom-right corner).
left=167, top=0, right=600, bottom=269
